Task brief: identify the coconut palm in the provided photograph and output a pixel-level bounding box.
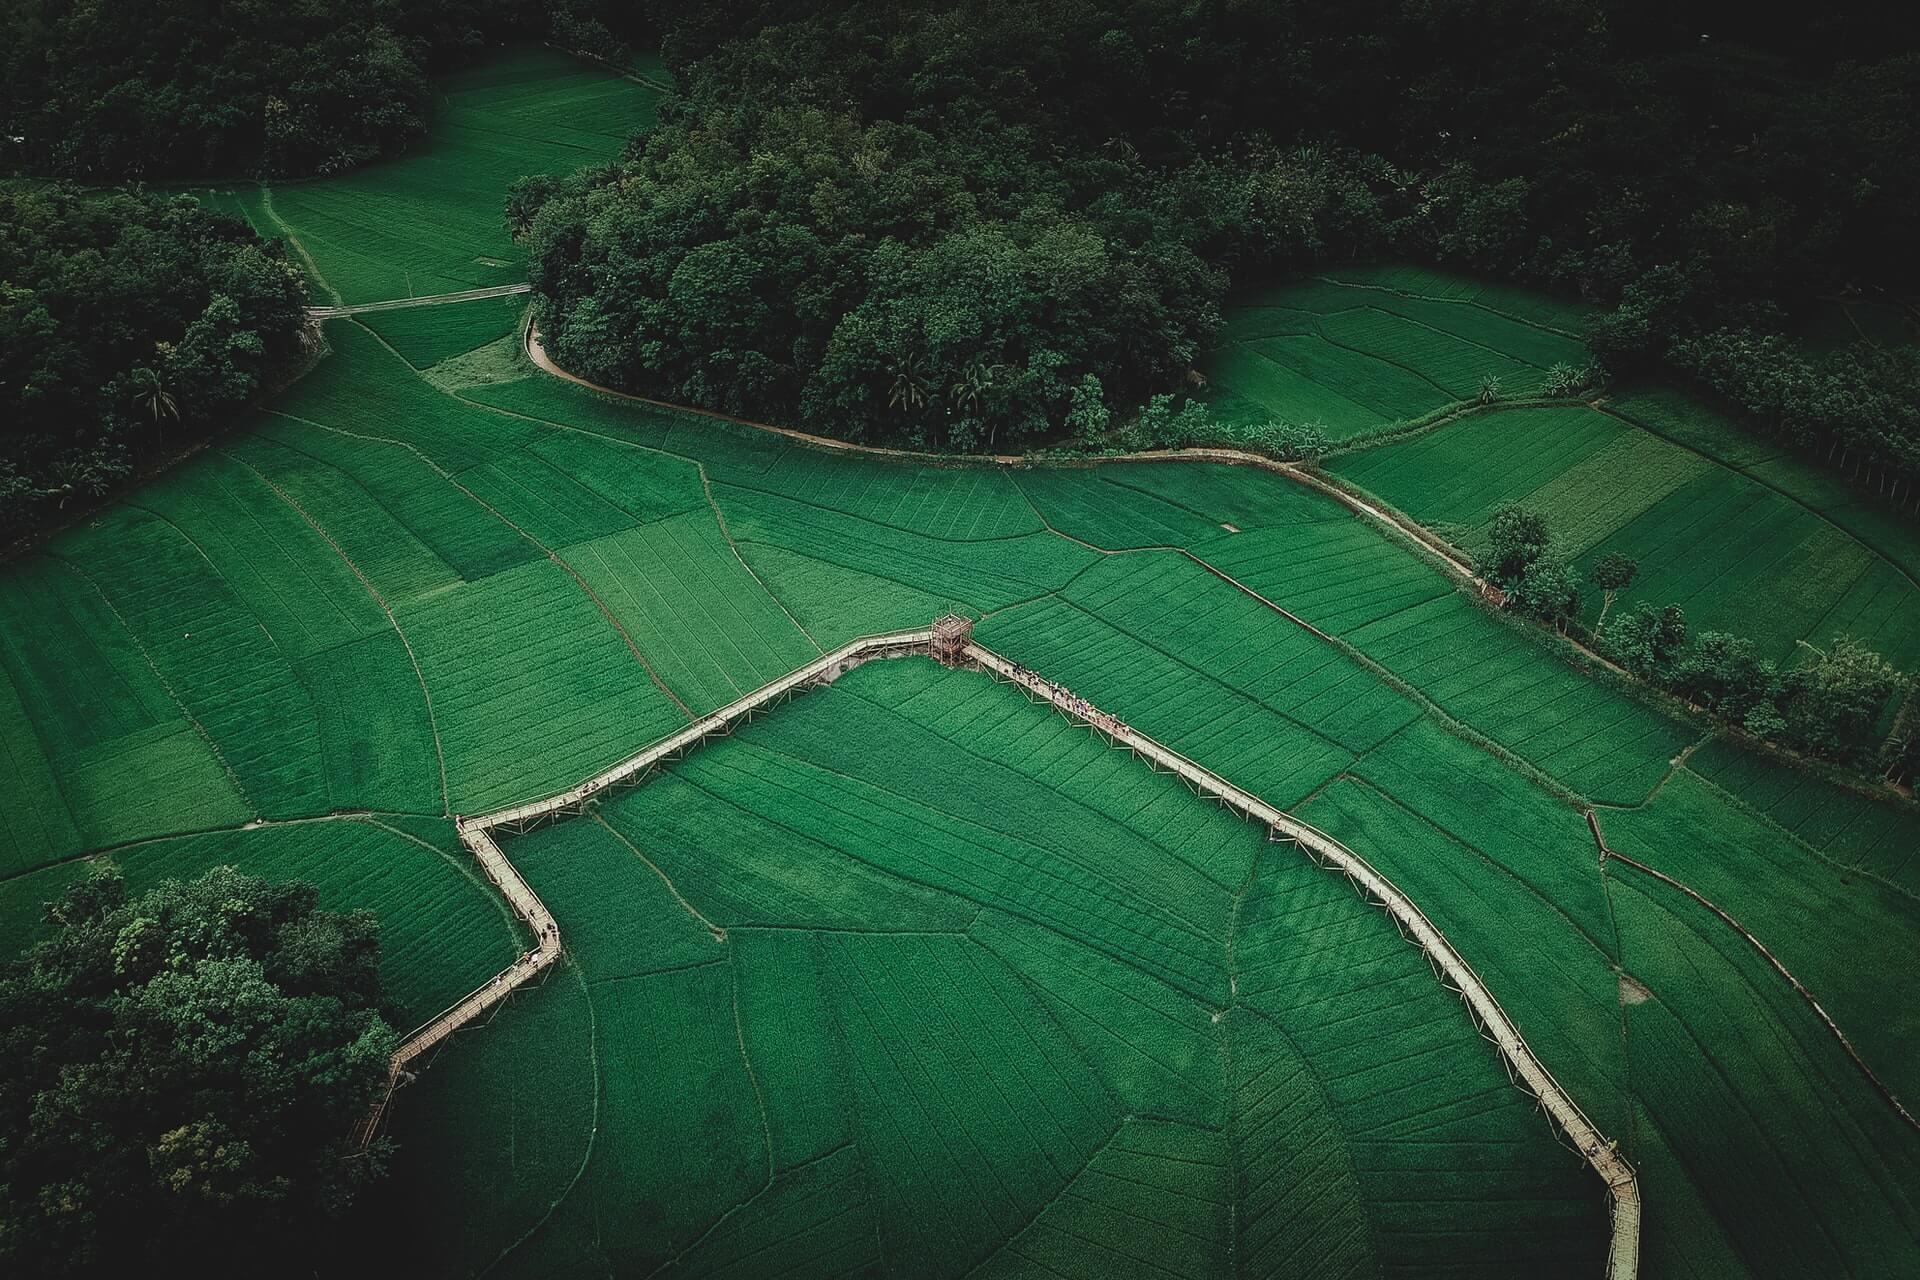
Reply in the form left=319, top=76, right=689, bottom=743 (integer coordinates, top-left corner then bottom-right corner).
left=948, top=358, right=1005, bottom=418
left=887, top=352, right=930, bottom=414
left=129, top=365, right=179, bottom=444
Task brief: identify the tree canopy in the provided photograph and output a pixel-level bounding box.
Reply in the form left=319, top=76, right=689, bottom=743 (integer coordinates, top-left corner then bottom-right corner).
left=0, top=866, right=396, bottom=1278
left=0, top=182, right=310, bottom=538
left=517, top=1, right=1920, bottom=470
left=0, top=1, right=655, bottom=179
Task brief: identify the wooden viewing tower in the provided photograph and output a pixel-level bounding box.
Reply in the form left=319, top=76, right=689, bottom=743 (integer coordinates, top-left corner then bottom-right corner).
left=931, top=614, right=973, bottom=667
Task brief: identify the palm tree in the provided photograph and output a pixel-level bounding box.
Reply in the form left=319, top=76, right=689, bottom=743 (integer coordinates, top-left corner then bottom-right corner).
left=129, top=365, right=179, bottom=445
left=948, top=358, right=1005, bottom=418
left=887, top=353, right=930, bottom=414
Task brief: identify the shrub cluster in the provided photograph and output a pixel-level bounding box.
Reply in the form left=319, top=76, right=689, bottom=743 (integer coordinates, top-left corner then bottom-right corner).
left=1601, top=610, right=1908, bottom=767
left=1476, top=501, right=1912, bottom=769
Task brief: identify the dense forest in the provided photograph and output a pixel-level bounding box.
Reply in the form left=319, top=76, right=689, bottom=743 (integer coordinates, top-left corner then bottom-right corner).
left=5, top=2, right=1920, bottom=520
left=517, top=0, right=1920, bottom=478
left=0, top=867, right=395, bottom=1278
left=0, top=184, right=310, bottom=538
left=0, top=0, right=653, bottom=178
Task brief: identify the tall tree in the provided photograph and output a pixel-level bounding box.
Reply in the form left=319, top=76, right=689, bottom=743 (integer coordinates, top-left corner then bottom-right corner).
left=1589, top=553, right=1639, bottom=628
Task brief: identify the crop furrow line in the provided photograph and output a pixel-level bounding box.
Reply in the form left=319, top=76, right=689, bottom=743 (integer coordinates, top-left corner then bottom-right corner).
left=267, top=393, right=698, bottom=722
left=220, top=448, right=453, bottom=813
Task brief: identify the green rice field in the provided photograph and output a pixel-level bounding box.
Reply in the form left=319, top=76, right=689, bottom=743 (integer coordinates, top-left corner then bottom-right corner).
left=4, top=50, right=1919, bottom=1279
left=1208, top=269, right=1920, bottom=670
left=192, top=49, right=662, bottom=305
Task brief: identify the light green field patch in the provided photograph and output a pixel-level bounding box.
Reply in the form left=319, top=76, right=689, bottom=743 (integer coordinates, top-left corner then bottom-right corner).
left=393, top=557, right=690, bottom=811
left=1507, top=427, right=1710, bottom=554
left=1329, top=405, right=1621, bottom=533
left=561, top=511, right=819, bottom=711
left=1582, top=468, right=1920, bottom=665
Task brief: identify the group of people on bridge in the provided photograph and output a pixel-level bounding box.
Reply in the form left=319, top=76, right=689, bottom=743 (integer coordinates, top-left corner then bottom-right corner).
left=1006, top=661, right=1132, bottom=742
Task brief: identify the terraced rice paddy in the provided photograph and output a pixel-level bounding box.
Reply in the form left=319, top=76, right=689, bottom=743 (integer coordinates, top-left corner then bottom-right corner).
left=1214, top=269, right=1920, bottom=669
left=368, top=662, right=1605, bottom=1278
left=4, top=51, right=1919, bottom=1280
left=1202, top=265, right=1591, bottom=441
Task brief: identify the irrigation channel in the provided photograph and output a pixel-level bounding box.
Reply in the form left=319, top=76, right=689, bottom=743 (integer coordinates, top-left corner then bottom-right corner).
left=356, top=617, right=1641, bottom=1279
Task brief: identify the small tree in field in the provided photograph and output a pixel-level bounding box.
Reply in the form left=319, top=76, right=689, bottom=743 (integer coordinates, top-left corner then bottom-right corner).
left=1599, top=602, right=1689, bottom=681
left=1779, top=636, right=1906, bottom=763
left=1512, top=558, right=1583, bottom=632
left=1477, top=503, right=1551, bottom=590
left=1589, top=553, right=1639, bottom=627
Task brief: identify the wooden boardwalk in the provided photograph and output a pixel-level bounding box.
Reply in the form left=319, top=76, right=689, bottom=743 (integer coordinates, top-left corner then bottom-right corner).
left=354, top=627, right=1640, bottom=1277
left=469, top=628, right=933, bottom=832
left=354, top=629, right=933, bottom=1147
left=967, top=642, right=1641, bottom=1280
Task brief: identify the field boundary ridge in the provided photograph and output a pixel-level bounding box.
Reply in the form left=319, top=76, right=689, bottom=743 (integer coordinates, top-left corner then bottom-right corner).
left=308, top=283, right=533, bottom=320
left=1588, top=810, right=1920, bottom=1135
